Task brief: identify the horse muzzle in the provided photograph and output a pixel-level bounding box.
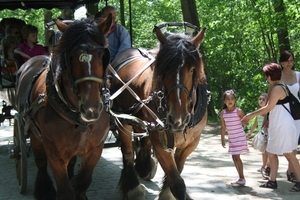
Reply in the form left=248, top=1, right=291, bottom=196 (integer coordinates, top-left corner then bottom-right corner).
left=79, top=101, right=104, bottom=122
left=166, top=112, right=191, bottom=133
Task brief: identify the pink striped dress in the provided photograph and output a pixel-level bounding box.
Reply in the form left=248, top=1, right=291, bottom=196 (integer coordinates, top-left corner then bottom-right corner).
left=222, top=107, right=249, bottom=155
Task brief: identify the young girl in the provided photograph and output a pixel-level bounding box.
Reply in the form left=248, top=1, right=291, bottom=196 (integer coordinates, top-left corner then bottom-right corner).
left=247, top=93, right=270, bottom=179
left=220, top=89, right=249, bottom=186
left=14, top=24, right=47, bottom=62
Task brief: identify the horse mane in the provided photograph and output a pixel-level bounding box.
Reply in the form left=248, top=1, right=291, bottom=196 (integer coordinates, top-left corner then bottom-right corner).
left=51, top=18, right=108, bottom=82
left=152, top=33, right=205, bottom=90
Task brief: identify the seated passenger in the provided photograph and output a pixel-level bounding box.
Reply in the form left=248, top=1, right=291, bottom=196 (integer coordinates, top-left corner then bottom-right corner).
left=14, top=24, right=47, bottom=63
left=95, top=5, right=131, bottom=61
left=1, top=35, right=18, bottom=81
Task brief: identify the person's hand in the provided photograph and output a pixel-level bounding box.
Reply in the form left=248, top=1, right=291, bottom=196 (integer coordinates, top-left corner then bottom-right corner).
left=241, top=113, right=252, bottom=125
left=246, top=132, right=252, bottom=138
left=222, top=140, right=226, bottom=148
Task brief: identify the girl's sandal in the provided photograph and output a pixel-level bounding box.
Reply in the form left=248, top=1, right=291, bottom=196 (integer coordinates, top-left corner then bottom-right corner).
left=287, top=171, right=297, bottom=183
left=290, top=182, right=300, bottom=192
left=259, top=180, right=278, bottom=189
left=262, top=167, right=270, bottom=179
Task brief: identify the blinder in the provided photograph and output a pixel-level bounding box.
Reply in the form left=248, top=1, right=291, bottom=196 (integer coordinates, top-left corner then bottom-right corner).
left=102, top=48, right=110, bottom=70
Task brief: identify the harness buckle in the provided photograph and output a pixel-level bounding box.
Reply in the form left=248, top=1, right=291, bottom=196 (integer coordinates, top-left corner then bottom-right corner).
left=102, top=87, right=111, bottom=112
left=156, top=90, right=165, bottom=112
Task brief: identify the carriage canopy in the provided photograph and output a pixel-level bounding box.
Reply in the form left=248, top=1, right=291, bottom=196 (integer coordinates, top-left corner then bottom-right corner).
left=0, top=0, right=100, bottom=10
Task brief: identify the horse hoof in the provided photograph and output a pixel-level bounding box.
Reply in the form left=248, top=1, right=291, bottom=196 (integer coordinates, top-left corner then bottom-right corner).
left=126, top=184, right=146, bottom=200
left=144, top=156, right=158, bottom=180
left=159, top=186, right=176, bottom=200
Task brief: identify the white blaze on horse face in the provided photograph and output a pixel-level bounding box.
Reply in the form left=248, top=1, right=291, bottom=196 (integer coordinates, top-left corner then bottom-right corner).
left=176, top=71, right=182, bottom=106
left=176, top=62, right=185, bottom=106
left=79, top=53, right=93, bottom=75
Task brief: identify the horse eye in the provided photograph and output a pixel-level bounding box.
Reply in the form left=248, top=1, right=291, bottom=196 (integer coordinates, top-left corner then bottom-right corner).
left=191, top=68, right=195, bottom=73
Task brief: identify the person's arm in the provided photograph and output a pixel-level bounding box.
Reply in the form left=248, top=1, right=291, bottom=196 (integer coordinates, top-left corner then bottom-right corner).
left=220, top=110, right=226, bottom=148
left=296, top=71, right=300, bottom=86
left=117, top=26, right=131, bottom=55
left=241, top=85, right=286, bottom=124
left=14, top=48, right=30, bottom=59
left=237, top=107, right=245, bottom=121
left=247, top=117, right=258, bottom=138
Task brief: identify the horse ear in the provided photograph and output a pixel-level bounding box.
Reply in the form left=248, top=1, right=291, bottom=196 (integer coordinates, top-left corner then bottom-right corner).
left=54, top=19, right=68, bottom=33
left=98, top=13, right=113, bottom=36
left=191, top=27, right=206, bottom=48
left=153, top=26, right=166, bottom=45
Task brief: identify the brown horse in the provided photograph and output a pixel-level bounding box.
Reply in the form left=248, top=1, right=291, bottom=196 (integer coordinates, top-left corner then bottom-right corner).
left=109, top=26, right=209, bottom=199
left=14, top=15, right=112, bottom=200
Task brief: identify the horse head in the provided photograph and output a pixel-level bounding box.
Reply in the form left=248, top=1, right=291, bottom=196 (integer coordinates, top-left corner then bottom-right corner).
left=153, top=27, right=206, bottom=132
left=51, top=15, right=112, bottom=123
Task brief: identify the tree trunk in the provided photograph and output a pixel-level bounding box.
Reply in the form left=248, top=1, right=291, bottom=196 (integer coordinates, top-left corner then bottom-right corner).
left=44, top=9, right=52, bottom=47
left=180, top=0, right=200, bottom=27
left=119, top=0, right=125, bottom=26
left=61, top=8, right=74, bottom=19
left=180, top=0, right=216, bottom=117
left=86, top=2, right=99, bottom=16
left=273, top=0, right=290, bottom=53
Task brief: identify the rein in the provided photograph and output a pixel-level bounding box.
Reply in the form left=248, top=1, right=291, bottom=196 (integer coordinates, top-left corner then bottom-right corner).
left=108, top=51, right=165, bottom=136
left=109, top=49, right=209, bottom=152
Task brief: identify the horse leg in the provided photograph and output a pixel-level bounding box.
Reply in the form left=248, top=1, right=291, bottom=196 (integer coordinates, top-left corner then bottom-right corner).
left=155, top=148, right=184, bottom=200
left=159, top=134, right=201, bottom=200
left=47, top=152, right=76, bottom=200
left=68, top=156, right=77, bottom=180
left=134, top=136, right=157, bottom=180
left=30, top=134, right=56, bottom=200
left=71, top=146, right=103, bottom=200
left=118, top=124, right=146, bottom=200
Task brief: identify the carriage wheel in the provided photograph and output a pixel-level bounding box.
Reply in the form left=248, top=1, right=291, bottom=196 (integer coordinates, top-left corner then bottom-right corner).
left=13, top=113, right=27, bottom=194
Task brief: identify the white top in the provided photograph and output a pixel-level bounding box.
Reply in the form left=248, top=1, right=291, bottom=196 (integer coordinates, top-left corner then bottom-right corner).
left=286, top=71, right=300, bottom=147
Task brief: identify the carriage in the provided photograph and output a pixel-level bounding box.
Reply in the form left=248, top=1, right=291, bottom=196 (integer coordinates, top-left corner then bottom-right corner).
left=1, top=1, right=211, bottom=199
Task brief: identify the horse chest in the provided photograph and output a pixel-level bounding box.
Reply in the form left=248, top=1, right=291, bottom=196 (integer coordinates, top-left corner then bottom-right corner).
left=76, top=130, right=101, bottom=150
left=173, top=133, right=193, bottom=148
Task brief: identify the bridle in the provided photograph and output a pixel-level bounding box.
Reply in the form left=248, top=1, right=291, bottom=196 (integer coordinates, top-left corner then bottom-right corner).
left=65, top=44, right=110, bottom=95
left=157, top=62, right=196, bottom=114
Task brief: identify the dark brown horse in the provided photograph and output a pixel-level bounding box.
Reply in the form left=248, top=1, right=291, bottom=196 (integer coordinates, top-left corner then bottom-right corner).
left=14, top=16, right=112, bottom=200
left=109, top=26, right=208, bottom=199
